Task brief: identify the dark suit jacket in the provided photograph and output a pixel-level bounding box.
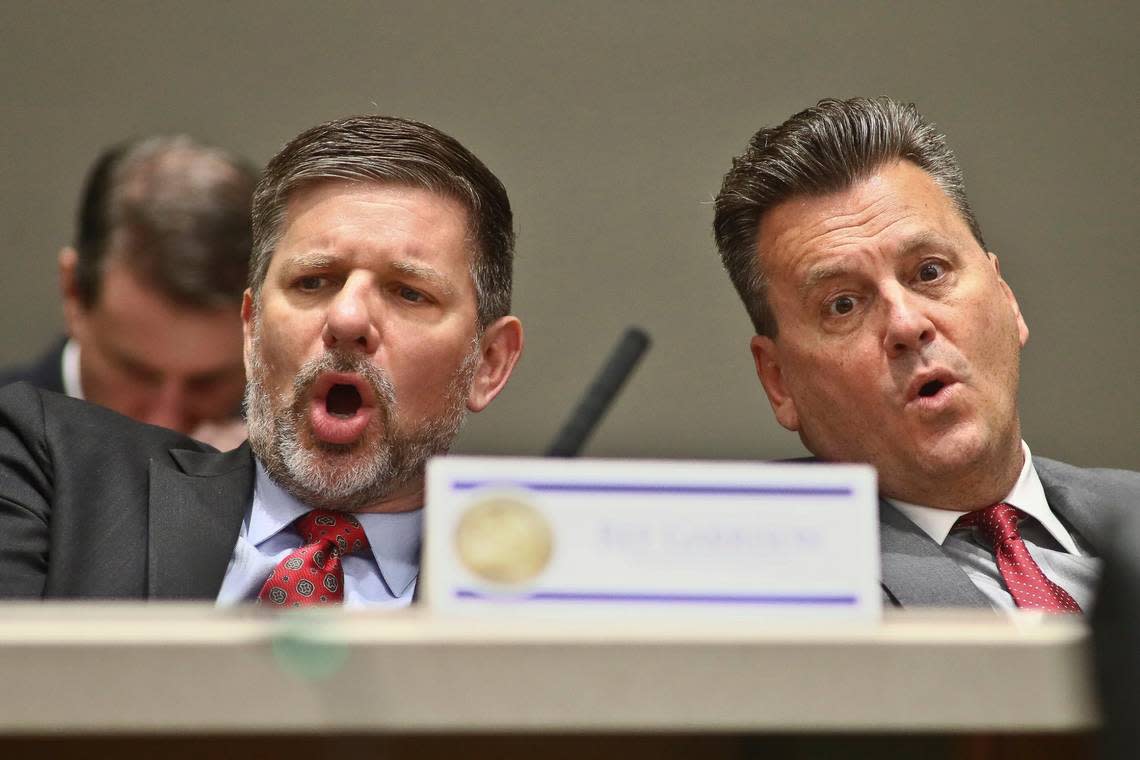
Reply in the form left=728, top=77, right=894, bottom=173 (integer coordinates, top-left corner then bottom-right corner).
left=879, top=457, right=1140, bottom=607
left=0, top=382, right=253, bottom=599
left=0, top=337, right=66, bottom=394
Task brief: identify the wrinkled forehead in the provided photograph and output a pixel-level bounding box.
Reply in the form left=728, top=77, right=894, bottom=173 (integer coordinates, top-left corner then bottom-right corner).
left=756, top=161, right=972, bottom=279
left=269, top=177, right=478, bottom=265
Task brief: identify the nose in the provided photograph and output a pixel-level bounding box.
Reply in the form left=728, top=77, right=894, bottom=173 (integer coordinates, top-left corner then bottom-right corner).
left=142, top=381, right=194, bottom=434
left=322, top=276, right=380, bottom=354
left=882, top=287, right=936, bottom=359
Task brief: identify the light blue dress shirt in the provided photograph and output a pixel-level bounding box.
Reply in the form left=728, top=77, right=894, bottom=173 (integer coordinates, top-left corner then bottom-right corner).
left=215, top=463, right=421, bottom=608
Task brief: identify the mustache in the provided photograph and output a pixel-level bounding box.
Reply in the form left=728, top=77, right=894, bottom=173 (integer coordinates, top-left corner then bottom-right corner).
left=889, top=344, right=971, bottom=393
left=290, top=350, right=396, bottom=412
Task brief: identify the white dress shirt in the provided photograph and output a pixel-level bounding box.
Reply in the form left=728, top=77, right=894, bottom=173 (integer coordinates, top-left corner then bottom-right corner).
left=889, top=442, right=1101, bottom=611
left=60, top=338, right=83, bottom=400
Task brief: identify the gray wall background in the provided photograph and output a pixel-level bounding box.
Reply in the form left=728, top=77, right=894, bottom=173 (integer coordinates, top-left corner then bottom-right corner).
left=1, top=1, right=1136, bottom=469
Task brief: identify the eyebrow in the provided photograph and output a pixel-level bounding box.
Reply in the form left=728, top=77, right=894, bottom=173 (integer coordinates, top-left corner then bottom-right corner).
left=896, top=231, right=956, bottom=258
left=799, top=263, right=855, bottom=300
left=281, top=253, right=337, bottom=272
left=390, top=260, right=456, bottom=297
left=278, top=253, right=458, bottom=296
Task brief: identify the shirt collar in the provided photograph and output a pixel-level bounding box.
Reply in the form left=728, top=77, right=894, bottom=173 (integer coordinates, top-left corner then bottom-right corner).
left=889, top=441, right=1082, bottom=555
left=61, top=339, right=84, bottom=400
left=249, top=461, right=422, bottom=594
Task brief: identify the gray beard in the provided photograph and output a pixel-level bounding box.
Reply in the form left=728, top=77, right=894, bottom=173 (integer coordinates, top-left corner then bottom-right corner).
left=244, top=331, right=479, bottom=513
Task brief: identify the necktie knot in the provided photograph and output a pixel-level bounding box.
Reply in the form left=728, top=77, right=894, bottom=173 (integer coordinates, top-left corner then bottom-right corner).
left=258, top=510, right=371, bottom=607
left=958, top=502, right=1021, bottom=545
left=295, top=509, right=370, bottom=557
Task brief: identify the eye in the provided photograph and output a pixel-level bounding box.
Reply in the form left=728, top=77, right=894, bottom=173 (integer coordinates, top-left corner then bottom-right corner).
left=114, top=357, right=162, bottom=387
left=827, top=295, right=857, bottom=316
left=295, top=275, right=328, bottom=292
left=187, top=368, right=242, bottom=394
left=398, top=286, right=426, bottom=303
left=918, top=261, right=946, bottom=282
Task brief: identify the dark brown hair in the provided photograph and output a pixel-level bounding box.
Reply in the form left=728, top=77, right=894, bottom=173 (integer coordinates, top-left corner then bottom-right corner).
left=713, top=97, right=984, bottom=337
left=250, top=115, right=514, bottom=329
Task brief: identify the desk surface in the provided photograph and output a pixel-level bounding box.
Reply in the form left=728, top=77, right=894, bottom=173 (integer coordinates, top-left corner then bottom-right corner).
left=0, top=604, right=1095, bottom=735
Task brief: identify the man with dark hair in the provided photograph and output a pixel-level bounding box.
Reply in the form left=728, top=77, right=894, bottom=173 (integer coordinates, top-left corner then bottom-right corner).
left=0, top=136, right=255, bottom=448
left=0, top=116, right=523, bottom=605
left=714, top=97, right=1137, bottom=610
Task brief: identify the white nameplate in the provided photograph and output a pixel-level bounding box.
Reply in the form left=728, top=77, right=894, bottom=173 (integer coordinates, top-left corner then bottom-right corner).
left=424, top=457, right=880, bottom=621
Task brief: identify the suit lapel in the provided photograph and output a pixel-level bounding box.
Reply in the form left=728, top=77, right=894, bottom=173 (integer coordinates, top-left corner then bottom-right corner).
left=879, top=499, right=990, bottom=607
left=1034, top=456, right=1108, bottom=555
left=147, top=444, right=254, bottom=599
left=787, top=455, right=990, bottom=607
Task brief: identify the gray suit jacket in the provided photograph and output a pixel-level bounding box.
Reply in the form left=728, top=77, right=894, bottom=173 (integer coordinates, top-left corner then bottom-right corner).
left=0, top=382, right=253, bottom=599
left=879, top=457, right=1140, bottom=607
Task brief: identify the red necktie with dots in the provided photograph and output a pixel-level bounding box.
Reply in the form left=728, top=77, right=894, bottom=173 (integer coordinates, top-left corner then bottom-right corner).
left=258, top=510, right=370, bottom=607
left=958, top=503, right=1081, bottom=613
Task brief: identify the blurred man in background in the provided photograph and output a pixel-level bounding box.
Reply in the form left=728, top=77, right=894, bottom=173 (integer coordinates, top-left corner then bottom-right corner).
left=0, top=136, right=256, bottom=449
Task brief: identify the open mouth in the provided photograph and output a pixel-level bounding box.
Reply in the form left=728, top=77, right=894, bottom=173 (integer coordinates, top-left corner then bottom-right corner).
left=918, top=379, right=946, bottom=398
left=326, top=383, right=364, bottom=418
left=906, top=370, right=959, bottom=410
left=307, top=372, right=378, bottom=445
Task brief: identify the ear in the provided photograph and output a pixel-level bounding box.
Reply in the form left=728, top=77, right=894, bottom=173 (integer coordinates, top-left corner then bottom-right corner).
left=988, top=252, right=1029, bottom=348
left=240, top=289, right=256, bottom=376
left=750, top=334, right=799, bottom=431
left=466, top=316, right=524, bottom=412
left=58, top=246, right=85, bottom=337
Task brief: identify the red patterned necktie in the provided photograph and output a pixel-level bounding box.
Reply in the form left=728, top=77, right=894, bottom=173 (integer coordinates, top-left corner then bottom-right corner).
left=258, top=510, right=370, bottom=607
left=958, top=502, right=1081, bottom=613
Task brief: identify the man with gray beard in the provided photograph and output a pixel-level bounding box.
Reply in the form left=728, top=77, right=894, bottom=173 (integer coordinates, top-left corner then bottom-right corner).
left=0, top=115, right=523, bottom=606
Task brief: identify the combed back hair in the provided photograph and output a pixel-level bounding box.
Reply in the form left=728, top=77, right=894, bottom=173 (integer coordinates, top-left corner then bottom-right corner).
left=75, top=135, right=256, bottom=309
left=249, top=115, right=515, bottom=330
left=713, top=96, right=985, bottom=338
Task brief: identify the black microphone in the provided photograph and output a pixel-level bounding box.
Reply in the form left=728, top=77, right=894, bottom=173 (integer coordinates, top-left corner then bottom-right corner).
left=545, top=327, right=651, bottom=457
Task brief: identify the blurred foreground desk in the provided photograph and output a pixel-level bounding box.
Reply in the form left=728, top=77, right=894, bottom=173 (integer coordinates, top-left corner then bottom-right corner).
left=0, top=604, right=1097, bottom=758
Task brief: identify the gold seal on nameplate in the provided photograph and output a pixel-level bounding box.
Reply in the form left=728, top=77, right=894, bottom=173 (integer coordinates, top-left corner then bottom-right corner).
left=455, top=496, right=553, bottom=585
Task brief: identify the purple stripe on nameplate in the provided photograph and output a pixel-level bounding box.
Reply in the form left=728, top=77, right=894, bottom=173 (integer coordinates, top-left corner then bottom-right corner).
left=450, top=482, right=852, bottom=497
left=455, top=589, right=858, bottom=605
